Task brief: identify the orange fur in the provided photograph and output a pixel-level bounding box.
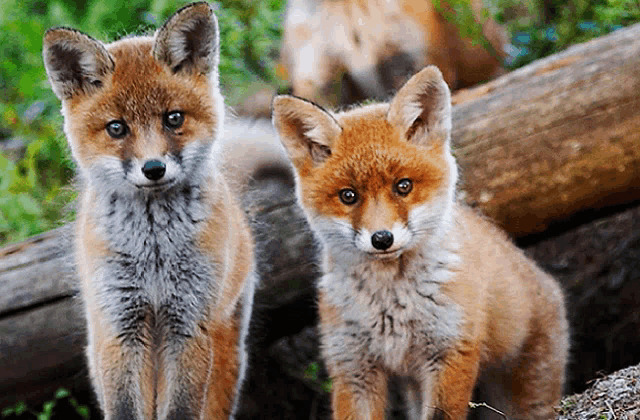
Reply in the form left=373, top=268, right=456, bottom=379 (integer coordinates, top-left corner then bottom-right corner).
left=273, top=66, right=568, bottom=420
left=281, top=0, right=506, bottom=106
left=298, top=116, right=448, bottom=227
left=206, top=320, right=241, bottom=418
left=332, top=373, right=388, bottom=420
left=65, top=40, right=216, bottom=168
left=434, top=342, right=481, bottom=419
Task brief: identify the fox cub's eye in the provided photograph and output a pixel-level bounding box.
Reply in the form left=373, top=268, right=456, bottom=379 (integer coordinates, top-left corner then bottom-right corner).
left=164, top=111, right=185, bottom=129
left=395, top=178, right=413, bottom=195
left=106, top=120, right=128, bottom=139
left=339, top=188, right=358, bottom=205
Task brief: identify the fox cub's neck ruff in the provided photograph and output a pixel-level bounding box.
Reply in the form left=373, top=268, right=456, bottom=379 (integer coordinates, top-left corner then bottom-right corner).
left=273, top=66, right=458, bottom=270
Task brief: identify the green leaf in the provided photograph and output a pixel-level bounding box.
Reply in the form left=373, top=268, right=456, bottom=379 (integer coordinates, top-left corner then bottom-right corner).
left=15, top=401, right=27, bottom=416
left=42, top=400, right=55, bottom=414
left=1, top=406, right=15, bottom=417
left=55, top=388, right=70, bottom=399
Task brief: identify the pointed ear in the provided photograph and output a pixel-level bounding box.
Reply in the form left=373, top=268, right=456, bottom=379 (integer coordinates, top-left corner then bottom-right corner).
left=387, top=66, right=452, bottom=149
left=153, top=2, right=219, bottom=76
left=272, top=95, right=342, bottom=168
left=42, top=28, right=114, bottom=100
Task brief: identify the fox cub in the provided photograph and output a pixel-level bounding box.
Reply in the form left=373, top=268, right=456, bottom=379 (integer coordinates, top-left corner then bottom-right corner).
left=43, top=3, right=255, bottom=419
left=273, top=66, right=569, bottom=420
left=280, top=0, right=506, bottom=105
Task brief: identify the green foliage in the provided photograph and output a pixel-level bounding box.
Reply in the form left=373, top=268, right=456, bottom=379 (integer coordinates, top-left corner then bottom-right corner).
left=499, top=0, right=640, bottom=68
left=430, top=0, right=640, bottom=69
left=0, top=103, right=75, bottom=245
left=215, top=0, right=286, bottom=102
left=304, top=361, right=320, bottom=381
left=432, top=0, right=501, bottom=59
left=303, top=362, right=332, bottom=393
left=1, top=388, right=89, bottom=420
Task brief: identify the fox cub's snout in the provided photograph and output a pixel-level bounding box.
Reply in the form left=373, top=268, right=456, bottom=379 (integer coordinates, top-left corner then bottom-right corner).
left=43, top=3, right=256, bottom=420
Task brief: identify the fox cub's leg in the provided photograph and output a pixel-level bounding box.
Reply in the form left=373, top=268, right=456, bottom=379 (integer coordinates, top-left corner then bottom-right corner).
left=328, top=366, right=388, bottom=420
left=402, top=379, right=422, bottom=420
left=156, top=305, right=247, bottom=420
left=506, top=325, right=568, bottom=419
left=318, top=296, right=389, bottom=420
left=86, top=309, right=155, bottom=420
left=430, top=344, right=482, bottom=420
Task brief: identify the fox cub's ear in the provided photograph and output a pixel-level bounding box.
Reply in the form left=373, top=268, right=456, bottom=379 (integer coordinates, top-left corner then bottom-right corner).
left=387, top=66, right=452, bottom=149
left=153, top=2, right=219, bottom=76
left=42, top=28, right=114, bottom=100
left=272, top=96, right=342, bottom=168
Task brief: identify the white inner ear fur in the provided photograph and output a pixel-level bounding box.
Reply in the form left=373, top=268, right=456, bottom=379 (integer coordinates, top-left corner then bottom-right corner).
left=273, top=96, right=342, bottom=162
left=303, top=111, right=341, bottom=147
left=153, top=4, right=219, bottom=76
left=166, top=17, right=217, bottom=69
left=77, top=45, right=109, bottom=84
left=43, top=30, right=115, bottom=100
left=166, top=31, right=191, bottom=68
left=387, top=66, right=452, bottom=150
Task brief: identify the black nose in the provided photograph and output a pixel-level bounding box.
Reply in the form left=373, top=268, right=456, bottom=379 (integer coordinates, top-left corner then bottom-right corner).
left=371, top=230, right=394, bottom=250
left=142, top=160, right=166, bottom=181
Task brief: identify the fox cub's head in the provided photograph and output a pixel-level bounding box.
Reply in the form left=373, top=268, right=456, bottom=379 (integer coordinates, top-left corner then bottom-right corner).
left=273, top=66, right=458, bottom=261
left=43, top=2, right=223, bottom=192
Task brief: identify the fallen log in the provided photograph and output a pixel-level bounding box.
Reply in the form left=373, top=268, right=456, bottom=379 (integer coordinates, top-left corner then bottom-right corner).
left=524, top=201, right=640, bottom=394
left=3, top=173, right=640, bottom=414
left=451, top=23, right=640, bottom=236
left=0, top=225, right=87, bottom=406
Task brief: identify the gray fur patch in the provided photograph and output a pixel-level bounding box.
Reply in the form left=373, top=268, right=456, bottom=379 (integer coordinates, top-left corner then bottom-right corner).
left=320, top=244, right=462, bottom=376
left=92, top=180, right=218, bottom=345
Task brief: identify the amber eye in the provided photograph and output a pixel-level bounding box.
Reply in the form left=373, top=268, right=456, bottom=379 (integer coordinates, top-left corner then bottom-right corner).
left=164, top=111, right=185, bottom=129
left=395, top=178, right=413, bottom=196
left=339, top=188, right=358, bottom=205
left=106, top=120, right=128, bottom=139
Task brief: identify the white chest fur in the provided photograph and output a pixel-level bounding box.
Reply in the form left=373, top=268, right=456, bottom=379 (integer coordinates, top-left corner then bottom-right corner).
left=319, top=248, right=462, bottom=374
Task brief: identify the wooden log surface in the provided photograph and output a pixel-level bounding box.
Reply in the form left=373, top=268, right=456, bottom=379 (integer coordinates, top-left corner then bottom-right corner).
left=0, top=225, right=87, bottom=405
left=451, top=22, right=640, bottom=236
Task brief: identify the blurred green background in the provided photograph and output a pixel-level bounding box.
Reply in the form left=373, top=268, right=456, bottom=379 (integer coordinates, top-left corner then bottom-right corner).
left=0, top=0, right=639, bottom=247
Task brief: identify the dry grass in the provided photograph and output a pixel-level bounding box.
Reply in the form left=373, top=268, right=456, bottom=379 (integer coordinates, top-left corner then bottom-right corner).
left=558, top=364, right=640, bottom=419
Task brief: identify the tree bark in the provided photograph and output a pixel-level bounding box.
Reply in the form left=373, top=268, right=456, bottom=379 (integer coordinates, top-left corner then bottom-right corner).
left=451, top=23, right=640, bottom=236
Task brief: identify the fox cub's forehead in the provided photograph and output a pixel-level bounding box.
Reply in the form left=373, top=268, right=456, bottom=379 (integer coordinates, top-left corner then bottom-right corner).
left=329, top=118, right=436, bottom=183
left=314, top=118, right=446, bottom=193
left=76, top=39, right=214, bottom=123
